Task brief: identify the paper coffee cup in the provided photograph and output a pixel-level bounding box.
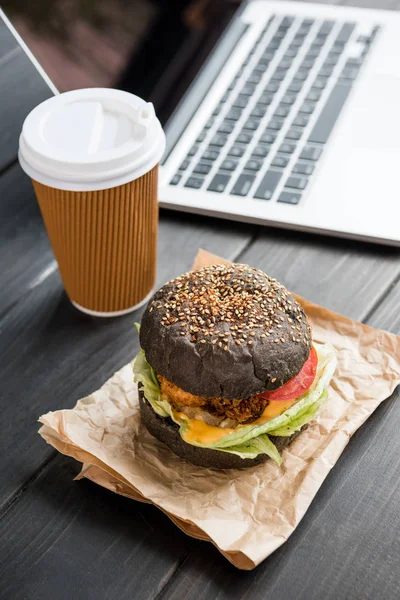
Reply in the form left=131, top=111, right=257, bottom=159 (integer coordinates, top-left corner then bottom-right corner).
left=18, top=88, right=165, bottom=316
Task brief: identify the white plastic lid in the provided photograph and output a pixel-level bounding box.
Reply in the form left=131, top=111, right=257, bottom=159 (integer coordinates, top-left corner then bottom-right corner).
left=18, top=88, right=166, bottom=191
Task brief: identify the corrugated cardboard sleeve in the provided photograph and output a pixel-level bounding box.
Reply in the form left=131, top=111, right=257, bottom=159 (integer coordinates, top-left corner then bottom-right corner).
left=33, top=165, right=158, bottom=313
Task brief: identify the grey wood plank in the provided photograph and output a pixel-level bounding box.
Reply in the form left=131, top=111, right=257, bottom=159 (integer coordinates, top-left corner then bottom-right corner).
left=365, top=276, right=400, bottom=332
left=0, top=18, right=18, bottom=58
left=0, top=214, right=255, bottom=508
left=0, top=44, right=53, bottom=171
left=0, top=164, right=54, bottom=316
left=238, top=229, right=400, bottom=321
left=0, top=454, right=194, bottom=600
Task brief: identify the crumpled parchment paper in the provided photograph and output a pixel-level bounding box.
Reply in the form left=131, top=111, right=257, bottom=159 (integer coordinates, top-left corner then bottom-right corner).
left=39, top=249, right=400, bottom=570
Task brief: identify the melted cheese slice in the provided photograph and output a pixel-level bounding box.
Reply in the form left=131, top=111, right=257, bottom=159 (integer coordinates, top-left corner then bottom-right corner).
left=175, top=397, right=299, bottom=446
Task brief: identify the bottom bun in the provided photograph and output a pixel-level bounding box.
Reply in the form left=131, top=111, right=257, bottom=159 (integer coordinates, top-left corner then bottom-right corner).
left=139, top=391, right=305, bottom=470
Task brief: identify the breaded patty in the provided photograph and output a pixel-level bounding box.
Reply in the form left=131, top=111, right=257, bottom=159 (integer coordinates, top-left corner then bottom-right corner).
left=158, top=375, right=268, bottom=424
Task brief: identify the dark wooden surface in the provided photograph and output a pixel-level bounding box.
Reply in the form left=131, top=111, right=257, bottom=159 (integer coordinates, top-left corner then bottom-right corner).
left=1, top=3, right=400, bottom=599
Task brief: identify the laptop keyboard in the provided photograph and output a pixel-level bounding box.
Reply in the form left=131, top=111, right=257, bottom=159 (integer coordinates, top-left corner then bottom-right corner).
left=169, top=14, right=379, bottom=205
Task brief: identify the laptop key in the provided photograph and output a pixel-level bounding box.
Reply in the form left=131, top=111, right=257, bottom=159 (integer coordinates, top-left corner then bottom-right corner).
left=207, top=173, right=231, bottom=193
left=193, top=163, right=212, bottom=175
left=292, top=114, right=310, bottom=128
left=308, top=82, right=352, bottom=144
left=231, top=174, right=256, bottom=197
left=221, top=159, right=239, bottom=171
left=301, top=59, right=315, bottom=70
left=180, top=159, right=190, bottom=170
left=306, top=47, right=321, bottom=58
left=285, top=176, right=308, bottom=190
left=228, top=146, right=246, bottom=158
left=247, top=73, right=263, bottom=84
left=188, top=144, right=199, bottom=157
left=243, top=118, right=261, bottom=131
left=252, top=145, right=270, bottom=158
left=236, top=132, right=253, bottom=144
left=254, top=61, right=269, bottom=73
left=319, top=20, right=334, bottom=35
left=265, top=82, right=280, bottom=93
left=271, top=69, right=287, bottom=82
left=267, top=118, right=284, bottom=131
left=293, top=70, right=309, bottom=82
left=281, top=93, right=297, bottom=105
left=218, top=121, right=235, bottom=135
left=336, top=22, right=355, bottom=43
left=278, top=58, right=292, bottom=70
left=226, top=107, right=243, bottom=121
left=279, top=142, right=296, bottom=154
left=258, top=93, right=274, bottom=106
left=185, top=177, right=204, bottom=189
left=274, top=105, right=290, bottom=118
left=299, top=101, right=317, bottom=115
left=254, top=170, right=282, bottom=200
left=271, top=154, right=289, bottom=168
left=340, top=67, right=359, bottom=80
left=210, top=134, right=227, bottom=147
left=306, top=89, right=322, bottom=102
left=319, top=66, right=334, bottom=78
left=196, top=131, right=207, bottom=143
left=260, top=130, right=277, bottom=144
left=287, top=81, right=303, bottom=93
left=232, top=95, right=249, bottom=109
left=285, top=47, right=298, bottom=58
left=278, top=191, right=301, bottom=205
left=245, top=159, right=263, bottom=171
left=170, top=174, right=181, bottom=185
left=202, top=149, right=219, bottom=161
left=313, top=77, right=329, bottom=90
left=324, top=54, right=339, bottom=66
left=292, top=162, right=314, bottom=176
left=300, top=145, right=323, bottom=161
left=241, top=84, right=257, bottom=96
left=285, top=128, right=302, bottom=141
left=251, top=106, right=267, bottom=118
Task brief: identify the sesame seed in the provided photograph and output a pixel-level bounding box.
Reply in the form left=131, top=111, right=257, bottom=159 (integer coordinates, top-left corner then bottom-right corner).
left=271, top=377, right=277, bottom=383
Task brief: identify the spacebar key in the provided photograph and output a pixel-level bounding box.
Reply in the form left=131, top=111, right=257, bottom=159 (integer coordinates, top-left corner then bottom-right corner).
left=308, top=82, right=352, bottom=144
left=253, top=170, right=282, bottom=200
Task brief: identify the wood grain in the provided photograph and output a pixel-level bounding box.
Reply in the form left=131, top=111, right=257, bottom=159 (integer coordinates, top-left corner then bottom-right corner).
left=0, top=455, right=195, bottom=600
left=0, top=24, right=53, bottom=171
left=0, top=164, right=54, bottom=317
left=0, top=212, right=255, bottom=508
left=1, top=1, right=400, bottom=599
left=237, top=228, right=400, bottom=321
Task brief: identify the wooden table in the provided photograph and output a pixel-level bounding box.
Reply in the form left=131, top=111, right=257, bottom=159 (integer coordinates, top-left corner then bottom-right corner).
left=1, top=3, right=400, bottom=598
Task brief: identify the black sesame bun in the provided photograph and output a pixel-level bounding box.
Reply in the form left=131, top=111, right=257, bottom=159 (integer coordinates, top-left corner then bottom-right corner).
left=139, top=391, right=305, bottom=469
left=140, top=263, right=311, bottom=400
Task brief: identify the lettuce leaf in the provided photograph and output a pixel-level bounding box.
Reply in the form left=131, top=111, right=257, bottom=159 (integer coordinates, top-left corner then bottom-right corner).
left=132, top=325, right=168, bottom=417
left=216, top=434, right=282, bottom=465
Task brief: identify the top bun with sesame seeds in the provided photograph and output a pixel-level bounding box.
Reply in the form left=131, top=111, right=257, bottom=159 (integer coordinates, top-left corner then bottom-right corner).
left=139, top=263, right=312, bottom=400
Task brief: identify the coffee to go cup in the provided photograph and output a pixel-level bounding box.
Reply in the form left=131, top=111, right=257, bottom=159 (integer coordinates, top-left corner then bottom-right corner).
left=18, top=88, right=165, bottom=317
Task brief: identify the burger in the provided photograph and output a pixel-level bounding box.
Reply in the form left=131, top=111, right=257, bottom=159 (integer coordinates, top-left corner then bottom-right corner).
left=134, top=263, right=336, bottom=469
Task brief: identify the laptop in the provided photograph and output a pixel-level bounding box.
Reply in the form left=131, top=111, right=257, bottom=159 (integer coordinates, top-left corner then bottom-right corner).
left=159, top=1, right=400, bottom=246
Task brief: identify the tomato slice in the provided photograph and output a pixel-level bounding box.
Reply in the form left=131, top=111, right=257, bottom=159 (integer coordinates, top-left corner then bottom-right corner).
left=259, top=346, right=318, bottom=401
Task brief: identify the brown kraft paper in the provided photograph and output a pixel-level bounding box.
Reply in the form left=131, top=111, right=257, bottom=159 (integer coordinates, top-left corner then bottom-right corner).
left=39, top=249, right=400, bottom=570
left=33, top=165, right=158, bottom=313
